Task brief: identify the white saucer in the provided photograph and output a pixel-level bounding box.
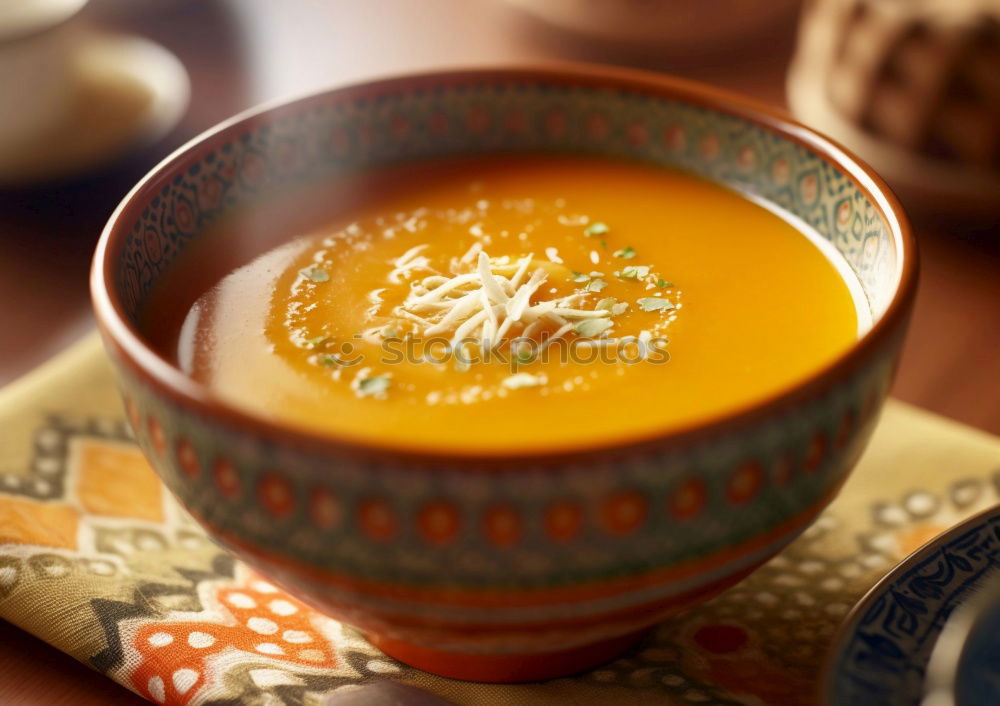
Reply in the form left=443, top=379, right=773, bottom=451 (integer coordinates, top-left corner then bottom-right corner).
left=0, top=32, right=189, bottom=186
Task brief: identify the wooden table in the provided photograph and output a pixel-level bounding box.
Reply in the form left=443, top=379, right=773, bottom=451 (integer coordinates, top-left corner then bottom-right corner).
left=1, top=1, right=997, bottom=703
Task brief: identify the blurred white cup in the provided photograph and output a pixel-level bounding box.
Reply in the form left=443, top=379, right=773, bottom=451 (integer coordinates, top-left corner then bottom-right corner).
left=0, top=0, right=90, bottom=155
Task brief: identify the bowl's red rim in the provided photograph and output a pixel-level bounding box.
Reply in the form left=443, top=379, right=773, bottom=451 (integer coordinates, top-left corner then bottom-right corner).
left=91, top=62, right=918, bottom=467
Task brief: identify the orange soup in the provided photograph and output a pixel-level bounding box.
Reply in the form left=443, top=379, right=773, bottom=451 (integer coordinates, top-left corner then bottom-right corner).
left=150, top=156, right=862, bottom=454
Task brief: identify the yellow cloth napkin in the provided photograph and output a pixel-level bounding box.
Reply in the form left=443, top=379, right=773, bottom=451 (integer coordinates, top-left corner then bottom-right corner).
left=0, top=334, right=997, bottom=705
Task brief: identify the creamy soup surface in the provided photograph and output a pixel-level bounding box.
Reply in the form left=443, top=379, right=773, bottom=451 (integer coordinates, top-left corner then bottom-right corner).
left=149, top=155, right=861, bottom=453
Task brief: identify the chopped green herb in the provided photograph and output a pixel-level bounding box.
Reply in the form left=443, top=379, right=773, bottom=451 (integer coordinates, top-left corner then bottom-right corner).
left=302, top=266, right=330, bottom=283
left=584, top=222, right=609, bottom=237
left=358, top=375, right=390, bottom=396
left=574, top=318, right=614, bottom=337
left=657, top=278, right=674, bottom=288
left=318, top=354, right=341, bottom=367
left=637, top=297, right=676, bottom=312
left=600, top=239, right=608, bottom=249
left=570, top=271, right=591, bottom=283
left=584, top=278, right=608, bottom=293
left=307, top=335, right=329, bottom=348
left=502, top=373, right=542, bottom=390
left=616, top=265, right=650, bottom=280
left=381, top=326, right=400, bottom=339
left=614, top=246, right=637, bottom=259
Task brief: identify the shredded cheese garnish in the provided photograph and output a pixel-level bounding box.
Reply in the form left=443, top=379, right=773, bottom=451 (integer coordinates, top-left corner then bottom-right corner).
left=373, top=250, right=615, bottom=350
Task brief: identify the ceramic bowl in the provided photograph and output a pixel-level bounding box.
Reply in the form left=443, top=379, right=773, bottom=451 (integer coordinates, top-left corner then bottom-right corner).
left=91, top=65, right=916, bottom=682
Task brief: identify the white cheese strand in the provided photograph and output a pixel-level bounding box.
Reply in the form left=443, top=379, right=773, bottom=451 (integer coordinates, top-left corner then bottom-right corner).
left=505, top=269, right=546, bottom=321
left=508, top=253, right=534, bottom=289
left=423, top=290, right=481, bottom=335
left=451, top=308, right=490, bottom=346
left=477, top=251, right=510, bottom=304
left=480, top=288, right=499, bottom=346
left=381, top=248, right=615, bottom=352
left=410, top=273, right=481, bottom=307
left=459, top=241, right=483, bottom=265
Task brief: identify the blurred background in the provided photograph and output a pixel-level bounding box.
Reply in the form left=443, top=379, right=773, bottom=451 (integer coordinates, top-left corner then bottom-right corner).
left=0, top=0, right=996, bottom=425
left=0, top=1, right=997, bottom=703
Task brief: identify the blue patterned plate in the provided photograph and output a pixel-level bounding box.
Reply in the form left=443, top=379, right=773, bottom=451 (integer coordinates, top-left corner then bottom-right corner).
left=824, top=505, right=1000, bottom=706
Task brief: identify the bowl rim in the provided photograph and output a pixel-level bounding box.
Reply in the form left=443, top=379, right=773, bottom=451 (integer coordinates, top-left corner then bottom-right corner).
left=91, top=62, right=918, bottom=466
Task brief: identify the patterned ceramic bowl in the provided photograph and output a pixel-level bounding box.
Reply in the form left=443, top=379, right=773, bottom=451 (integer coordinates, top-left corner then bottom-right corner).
left=91, top=65, right=916, bottom=682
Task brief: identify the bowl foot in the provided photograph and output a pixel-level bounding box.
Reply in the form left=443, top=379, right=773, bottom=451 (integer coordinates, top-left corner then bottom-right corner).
left=367, top=629, right=647, bottom=682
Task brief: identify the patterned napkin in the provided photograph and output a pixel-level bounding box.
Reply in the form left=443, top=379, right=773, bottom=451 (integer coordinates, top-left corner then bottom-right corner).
left=1, top=334, right=997, bottom=706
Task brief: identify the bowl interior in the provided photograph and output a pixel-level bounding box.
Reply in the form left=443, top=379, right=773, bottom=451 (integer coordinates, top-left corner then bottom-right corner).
left=106, top=70, right=905, bottom=344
